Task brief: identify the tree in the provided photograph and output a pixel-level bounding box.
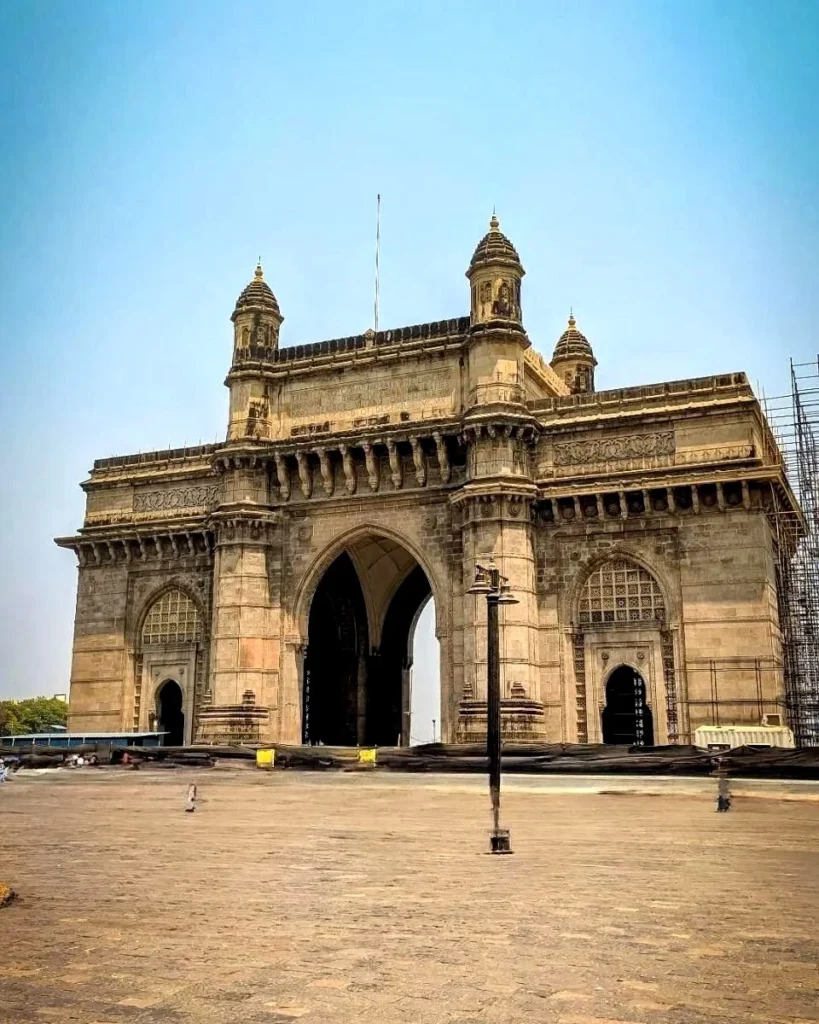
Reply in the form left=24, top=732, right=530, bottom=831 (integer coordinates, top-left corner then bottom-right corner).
left=0, top=697, right=68, bottom=736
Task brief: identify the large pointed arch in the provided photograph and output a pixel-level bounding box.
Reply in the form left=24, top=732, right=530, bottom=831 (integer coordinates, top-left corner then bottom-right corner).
left=292, top=523, right=444, bottom=644
left=296, top=525, right=442, bottom=746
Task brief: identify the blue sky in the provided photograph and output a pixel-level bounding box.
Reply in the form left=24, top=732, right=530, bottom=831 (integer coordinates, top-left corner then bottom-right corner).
left=0, top=1, right=817, bottom=737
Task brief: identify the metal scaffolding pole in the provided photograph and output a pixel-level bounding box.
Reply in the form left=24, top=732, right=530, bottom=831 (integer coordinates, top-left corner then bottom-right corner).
left=764, top=358, right=819, bottom=746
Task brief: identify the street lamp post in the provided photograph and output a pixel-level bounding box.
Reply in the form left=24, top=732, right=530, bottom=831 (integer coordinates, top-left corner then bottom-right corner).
left=468, top=560, right=519, bottom=854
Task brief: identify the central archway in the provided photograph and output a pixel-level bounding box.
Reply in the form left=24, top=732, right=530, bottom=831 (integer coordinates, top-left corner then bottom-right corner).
left=302, top=532, right=437, bottom=747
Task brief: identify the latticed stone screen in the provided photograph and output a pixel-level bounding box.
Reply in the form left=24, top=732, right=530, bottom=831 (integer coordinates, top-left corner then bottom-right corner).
left=578, top=560, right=665, bottom=625
left=141, top=589, right=202, bottom=645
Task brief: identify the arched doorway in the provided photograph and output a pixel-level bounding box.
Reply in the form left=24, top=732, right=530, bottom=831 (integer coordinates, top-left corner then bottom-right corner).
left=302, top=533, right=438, bottom=746
left=157, top=680, right=185, bottom=746
left=376, top=565, right=432, bottom=746
left=136, top=587, right=205, bottom=742
left=303, top=553, right=369, bottom=746
left=601, top=665, right=654, bottom=746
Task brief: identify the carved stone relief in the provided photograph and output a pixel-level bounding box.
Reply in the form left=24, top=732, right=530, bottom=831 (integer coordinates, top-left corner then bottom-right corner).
left=134, top=485, right=220, bottom=513
left=553, top=432, right=675, bottom=467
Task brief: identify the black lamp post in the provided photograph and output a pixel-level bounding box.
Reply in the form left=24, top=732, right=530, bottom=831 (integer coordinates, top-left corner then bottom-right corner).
left=468, top=559, right=519, bottom=854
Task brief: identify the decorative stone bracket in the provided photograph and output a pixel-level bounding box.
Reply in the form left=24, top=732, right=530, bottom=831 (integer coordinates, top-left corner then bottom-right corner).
left=61, top=528, right=215, bottom=567
left=539, top=479, right=760, bottom=525
left=213, top=429, right=461, bottom=504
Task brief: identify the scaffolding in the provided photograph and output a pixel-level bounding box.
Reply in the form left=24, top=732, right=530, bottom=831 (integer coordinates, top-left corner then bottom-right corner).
left=764, top=358, right=819, bottom=746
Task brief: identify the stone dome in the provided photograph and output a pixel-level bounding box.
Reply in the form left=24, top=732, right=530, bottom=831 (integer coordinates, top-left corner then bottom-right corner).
left=468, top=214, right=524, bottom=274
left=231, top=262, right=281, bottom=321
left=552, top=313, right=596, bottom=364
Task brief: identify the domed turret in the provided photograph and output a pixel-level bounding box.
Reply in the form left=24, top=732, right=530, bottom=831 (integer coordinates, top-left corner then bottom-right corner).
left=231, top=261, right=283, bottom=358
left=550, top=312, right=597, bottom=394
left=466, top=214, right=525, bottom=328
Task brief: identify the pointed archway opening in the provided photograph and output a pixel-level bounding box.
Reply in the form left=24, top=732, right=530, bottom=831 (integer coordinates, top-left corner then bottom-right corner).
left=302, top=533, right=437, bottom=747
left=157, top=680, right=185, bottom=746
left=408, top=598, right=440, bottom=745
left=376, top=565, right=434, bottom=746
left=601, top=665, right=654, bottom=746
left=303, top=553, right=368, bottom=746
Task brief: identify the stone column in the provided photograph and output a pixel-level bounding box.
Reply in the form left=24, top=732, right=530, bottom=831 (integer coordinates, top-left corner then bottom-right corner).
left=200, top=514, right=280, bottom=744
left=458, top=493, right=543, bottom=742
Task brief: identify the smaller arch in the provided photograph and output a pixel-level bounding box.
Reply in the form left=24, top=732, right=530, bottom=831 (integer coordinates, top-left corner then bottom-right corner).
left=601, top=664, right=654, bottom=746
left=565, top=550, right=675, bottom=629
left=155, top=678, right=185, bottom=747
left=136, top=583, right=205, bottom=648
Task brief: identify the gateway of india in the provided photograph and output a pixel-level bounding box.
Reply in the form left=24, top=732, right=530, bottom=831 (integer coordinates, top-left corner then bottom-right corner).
left=57, top=215, right=798, bottom=748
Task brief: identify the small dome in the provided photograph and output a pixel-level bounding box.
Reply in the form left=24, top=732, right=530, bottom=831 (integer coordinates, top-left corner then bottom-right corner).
left=552, top=312, right=596, bottom=364
left=231, top=261, right=281, bottom=321
left=468, top=214, right=524, bottom=274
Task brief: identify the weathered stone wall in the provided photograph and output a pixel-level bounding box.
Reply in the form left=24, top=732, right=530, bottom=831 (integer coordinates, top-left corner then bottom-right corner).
left=66, top=553, right=214, bottom=737
left=536, top=504, right=784, bottom=743
left=66, top=562, right=130, bottom=732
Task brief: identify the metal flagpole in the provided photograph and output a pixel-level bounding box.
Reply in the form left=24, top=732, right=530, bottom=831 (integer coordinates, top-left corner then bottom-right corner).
left=374, top=194, right=381, bottom=334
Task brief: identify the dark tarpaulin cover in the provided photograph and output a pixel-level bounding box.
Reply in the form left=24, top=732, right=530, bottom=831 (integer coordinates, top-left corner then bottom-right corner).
left=17, top=741, right=812, bottom=779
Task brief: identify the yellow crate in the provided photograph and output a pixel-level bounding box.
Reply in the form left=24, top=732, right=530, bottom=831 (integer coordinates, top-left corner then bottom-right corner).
left=358, top=748, right=377, bottom=765
left=255, top=748, right=275, bottom=769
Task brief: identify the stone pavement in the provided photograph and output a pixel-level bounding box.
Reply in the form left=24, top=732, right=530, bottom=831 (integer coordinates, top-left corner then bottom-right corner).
left=0, top=767, right=818, bottom=1024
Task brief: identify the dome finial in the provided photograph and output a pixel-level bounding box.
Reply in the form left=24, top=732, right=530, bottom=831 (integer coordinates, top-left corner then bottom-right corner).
left=489, top=209, right=500, bottom=231
left=568, top=307, right=576, bottom=328
left=254, top=259, right=263, bottom=280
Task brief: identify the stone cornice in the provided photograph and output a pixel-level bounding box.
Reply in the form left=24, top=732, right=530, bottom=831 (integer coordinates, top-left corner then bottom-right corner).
left=537, top=473, right=802, bottom=529
left=530, top=372, right=754, bottom=427
left=226, top=317, right=470, bottom=382
left=55, top=525, right=215, bottom=566
left=216, top=419, right=463, bottom=462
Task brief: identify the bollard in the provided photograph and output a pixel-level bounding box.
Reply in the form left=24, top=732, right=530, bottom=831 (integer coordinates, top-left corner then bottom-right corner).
left=255, top=748, right=275, bottom=770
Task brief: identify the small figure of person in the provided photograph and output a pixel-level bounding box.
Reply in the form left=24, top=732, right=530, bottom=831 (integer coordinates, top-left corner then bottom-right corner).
left=0, top=759, right=7, bottom=783
left=714, top=758, right=732, bottom=812
left=185, top=783, right=197, bottom=813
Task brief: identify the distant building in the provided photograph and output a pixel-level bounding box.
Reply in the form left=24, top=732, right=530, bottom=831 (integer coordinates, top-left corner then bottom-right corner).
left=56, top=215, right=798, bottom=747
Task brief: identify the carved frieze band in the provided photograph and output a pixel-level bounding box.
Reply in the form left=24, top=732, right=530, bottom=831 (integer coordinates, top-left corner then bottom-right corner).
left=134, top=484, right=220, bottom=513
left=553, top=432, right=675, bottom=467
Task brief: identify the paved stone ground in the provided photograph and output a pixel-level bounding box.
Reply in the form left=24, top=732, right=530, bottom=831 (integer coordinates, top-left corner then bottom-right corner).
left=1, top=767, right=818, bottom=1024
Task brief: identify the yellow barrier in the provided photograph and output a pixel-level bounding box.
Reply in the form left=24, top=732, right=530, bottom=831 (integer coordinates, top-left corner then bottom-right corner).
left=358, top=748, right=377, bottom=765
left=256, top=748, right=275, bottom=769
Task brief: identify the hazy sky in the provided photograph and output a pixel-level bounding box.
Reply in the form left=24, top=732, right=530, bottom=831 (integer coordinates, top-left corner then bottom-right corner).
left=1, top=2, right=817, bottom=742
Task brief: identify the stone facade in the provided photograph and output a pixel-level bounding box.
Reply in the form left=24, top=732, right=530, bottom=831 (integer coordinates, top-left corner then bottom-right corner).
left=56, top=218, right=797, bottom=746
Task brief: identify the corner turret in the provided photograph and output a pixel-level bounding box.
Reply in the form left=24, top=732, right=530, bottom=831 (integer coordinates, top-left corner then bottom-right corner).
left=550, top=312, right=597, bottom=394
left=466, top=214, right=525, bottom=328
left=231, top=261, right=283, bottom=361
